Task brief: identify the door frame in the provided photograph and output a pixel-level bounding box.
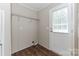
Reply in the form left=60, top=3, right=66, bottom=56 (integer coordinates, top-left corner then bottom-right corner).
left=49, top=3, right=75, bottom=56
left=0, top=3, right=11, bottom=56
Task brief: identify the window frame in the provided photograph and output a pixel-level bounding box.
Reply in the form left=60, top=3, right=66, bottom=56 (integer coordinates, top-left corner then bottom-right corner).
left=49, top=4, right=70, bottom=33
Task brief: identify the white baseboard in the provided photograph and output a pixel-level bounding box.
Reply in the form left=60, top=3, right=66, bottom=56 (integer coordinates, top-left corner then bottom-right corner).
left=49, top=49, right=72, bottom=56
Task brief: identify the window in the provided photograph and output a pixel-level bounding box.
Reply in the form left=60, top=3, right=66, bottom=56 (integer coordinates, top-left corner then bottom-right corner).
left=52, top=7, right=69, bottom=33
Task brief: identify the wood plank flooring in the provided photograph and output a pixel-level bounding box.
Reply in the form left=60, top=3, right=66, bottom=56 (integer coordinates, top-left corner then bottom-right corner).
left=12, top=44, right=59, bottom=56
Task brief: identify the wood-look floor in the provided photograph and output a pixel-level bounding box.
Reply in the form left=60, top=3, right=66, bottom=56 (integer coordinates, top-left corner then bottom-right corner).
left=12, top=44, right=59, bottom=56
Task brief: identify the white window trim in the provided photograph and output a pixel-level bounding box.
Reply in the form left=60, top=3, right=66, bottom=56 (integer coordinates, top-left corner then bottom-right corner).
left=49, top=4, right=71, bottom=33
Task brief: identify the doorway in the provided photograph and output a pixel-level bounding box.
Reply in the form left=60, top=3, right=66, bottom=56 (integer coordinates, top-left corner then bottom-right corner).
left=49, top=4, right=75, bottom=56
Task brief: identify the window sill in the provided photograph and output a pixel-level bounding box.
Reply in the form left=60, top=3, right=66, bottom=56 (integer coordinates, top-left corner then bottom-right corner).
left=53, top=30, right=69, bottom=33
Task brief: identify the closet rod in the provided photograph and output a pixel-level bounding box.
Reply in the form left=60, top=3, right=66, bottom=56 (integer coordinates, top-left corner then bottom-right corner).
left=12, top=14, right=39, bottom=21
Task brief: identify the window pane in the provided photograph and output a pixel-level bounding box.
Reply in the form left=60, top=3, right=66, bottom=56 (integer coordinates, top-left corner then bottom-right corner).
left=52, top=7, right=68, bottom=33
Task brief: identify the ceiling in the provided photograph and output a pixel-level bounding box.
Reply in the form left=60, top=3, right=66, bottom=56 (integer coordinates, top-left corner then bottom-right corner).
left=18, top=3, right=51, bottom=11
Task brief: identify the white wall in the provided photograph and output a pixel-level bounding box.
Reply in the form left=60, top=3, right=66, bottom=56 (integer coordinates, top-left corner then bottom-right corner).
left=11, top=3, right=38, bottom=54
left=38, top=3, right=61, bottom=49
left=77, top=3, right=79, bottom=56
left=12, top=3, right=37, bottom=19
left=0, top=3, right=11, bottom=56
left=0, top=46, right=1, bottom=55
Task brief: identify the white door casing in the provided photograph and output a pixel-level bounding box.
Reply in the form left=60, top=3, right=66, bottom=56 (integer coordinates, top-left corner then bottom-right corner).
left=49, top=4, right=75, bottom=56
left=0, top=4, right=11, bottom=56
